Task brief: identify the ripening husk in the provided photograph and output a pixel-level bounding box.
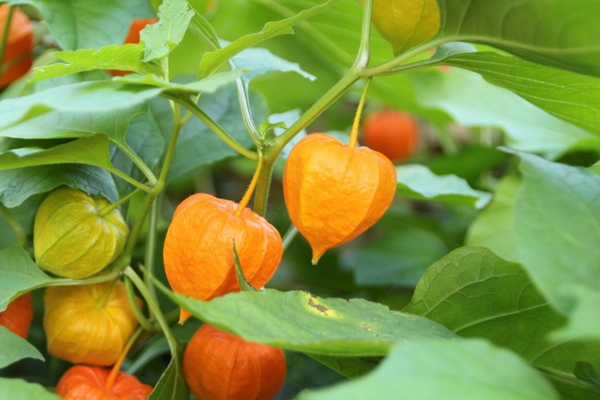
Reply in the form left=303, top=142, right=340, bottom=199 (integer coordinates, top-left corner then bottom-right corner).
left=34, top=187, right=129, bottom=279
left=163, top=193, right=283, bottom=323
left=56, top=365, right=153, bottom=400
left=183, top=324, right=286, bottom=400
left=0, top=292, right=33, bottom=338
left=43, top=281, right=139, bottom=366
left=283, top=133, right=397, bottom=263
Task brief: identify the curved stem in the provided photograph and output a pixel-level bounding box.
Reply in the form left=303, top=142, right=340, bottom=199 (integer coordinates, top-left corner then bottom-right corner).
left=143, top=198, right=160, bottom=317
left=231, top=60, right=261, bottom=145
left=95, top=277, right=119, bottom=308
left=106, top=166, right=153, bottom=193
left=234, top=152, right=263, bottom=217
left=98, top=188, right=140, bottom=217
left=0, top=202, right=26, bottom=249
left=281, top=224, right=298, bottom=251
left=112, top=142, right=158, bottom=187
left=348, top=77, right=372, bottom=149
left=46, top=270, right=122, bottom=288
left=162, top=93, right=258, bottom=160
left=105, top=326, right=144, bottom=390
left=125, top=276, right=156, bottom=332
left=362, top=38, right=447, bottom=77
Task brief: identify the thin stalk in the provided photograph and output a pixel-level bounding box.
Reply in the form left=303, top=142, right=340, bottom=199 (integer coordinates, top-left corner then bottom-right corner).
left=231, top=60, right=261, bottom=144
left=98, top=188, right=140, bottom=217
left=105, top=326, right=144, bottom=390
left=281, top=224, right=298, bottom=251
left=94, top=277, right=119, bottom=308
left=353, top=0, right=373, bottom=71
left=108, top=166, right=153, bottom=193
left=163, top=93, right=258, bottom=160
left=362, top=38, right=447, bottom=77
left=143, top=198, right=160, bottom=316
left=0, top=5, right=14, bottom=69
left=112, top=143, right=158, bottom=187
left=234, top=153, right=263, bottom=217
left=125, top=267, right=177, bottom=355
left=47, top=270, right=121, bottom=288
left=0, top=202, right=26, bottom=249
left=348, top=77, right=372, bottom=149
left=252, top=154, right=276, bottom=217
left=125, top=277, right=156, bottom=332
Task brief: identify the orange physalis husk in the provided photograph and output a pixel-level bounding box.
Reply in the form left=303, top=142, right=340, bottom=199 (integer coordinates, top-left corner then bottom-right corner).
left=0, top=292, right=34, bottom=338
left=183, top=324, right=286, bottom=400
left=163, top=193, right=283, bottom=323
left=283, top=133, right=397, bottom=264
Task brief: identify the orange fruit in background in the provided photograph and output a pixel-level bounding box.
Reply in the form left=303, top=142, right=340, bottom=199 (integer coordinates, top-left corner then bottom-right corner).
left=110, top=17, right=158, bottom=77
left=283, top=133, right=397, bottom=264
left=183, top=323, right=286, bottom=400
left=0, top=292, right=34, bottom=339
left=361, top=109, right=419, bottom=162
left=163, top=193, right=283, bottom=323
left=43, top=281, right=140, bottom=366
left=0, top=5, right=35, bottom=87
left=56, top=365, right=153, bottom=400
left=33, top=187, right=129, bottom=279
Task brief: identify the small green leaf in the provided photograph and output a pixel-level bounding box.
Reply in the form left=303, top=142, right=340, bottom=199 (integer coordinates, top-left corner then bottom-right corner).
left=0, top=377, right=61, bottom=400
left=140, top=0, right=194, bottom=62
left=396, top=164, right=491, bottom=208
left=31, top=45, right=161, bottom=82
left=148, top=344, right=187, bottom=400
left=364, top=0, right=441, bottom=54
left=153, top=284, right=455, bottom=357
left=0, top=327, right=44, bottom=368
left=199, top=0, right=342, bottom=77
left=0, top=246, right=53, bottom=311
left=297, top=338, right=560, bottom=400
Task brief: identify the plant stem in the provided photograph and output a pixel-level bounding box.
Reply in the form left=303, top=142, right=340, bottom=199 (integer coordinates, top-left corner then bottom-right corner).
left=281, top=224, right=298, bottom=251
left=252, top=153, right=276, bottom=217
left=348, top=77, right=372, bottom=149
left=162, top=93, right=258, bottom=160
left=0, top=202, right=26, bottom=249
left=143, top=197, right=160, bottom=316
left=94, top=276, right=119, bottom=308
left=98, top=188, right=140, bottom=217
left=125, top=277, right=156, bottom=332
left=234, top=152, right=262, bottom=217
left=105, top=326, right=144, bottom=390
left=112, top=143, right=158, bottom=187
left=0, top=5, right=14, bottom=71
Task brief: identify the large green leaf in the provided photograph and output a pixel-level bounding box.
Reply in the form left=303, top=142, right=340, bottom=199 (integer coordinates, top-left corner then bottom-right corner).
left=410, top=68, right=600, bottom=159
left=8, top=0, right=155, bottom=51
left=0, top=246, right=53, bottom=310
left=443, top=52, right=600, bottom=138
left=404, top=246, right=600, bottom=399
left=437, top=0, right=600, bottom=77
left=155, top=285, right=455, bottom=357
left=513, top=152, right=600, bottom=334
left=199, top=0, right=342, bottom=77
left=396, top=164, right=491, bottom=208
left=0, top=164, right=119, bottom=208
left=465, top=174, right=521, bottom=262
left=0, top=378, right=61, bottom=400
left=0, top=327, right=44, bottom=368
left=297, top=338, right=560, bottom=400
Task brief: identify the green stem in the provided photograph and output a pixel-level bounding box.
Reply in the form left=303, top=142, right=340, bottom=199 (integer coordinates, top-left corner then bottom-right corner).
left=0, top=5, right=14, bottom=69
left=143, top=197, right=160, bottom=316
left=252, top=154, right=276, bottom=217
left=112, top=143, right=158, bottom=187
left=362, top=38, right=447, bottom=77
left=0, top=202, right=26, bottom=249
left=125, top=267, right=177, bottom=355
left=107, top=166, right=153, bottom=193
left=281, top=224, right=298, bottom=251
left=348, top=77, right=372, bottom=149
left=47, top=270, right=122, bottom=288
left=95, top=276, right=119, bottom=308
left=231, top=61, right=261, bottom=145
left=125, top=274, right=157, bottom=332
left=98, top=188, right=140, bottom=217
left=163, top=93, right=258, bottom=160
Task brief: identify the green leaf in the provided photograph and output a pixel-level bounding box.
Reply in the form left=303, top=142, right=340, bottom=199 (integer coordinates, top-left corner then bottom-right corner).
left=410, top=68, right=600, bottom=159
left=116, top=69, right=245, bottom=93
left=0, top=327, right=44, bottom=368
left=353, top=225, right=448, bottom=286
left=366, top=0, right=440, bottom=54
left=9, top=0, right=155, bottom=51
left=296, top=338, right=560, bottom=400
left=198, top=0, right=343, bottom=77
left=154, top=286, right=456, bottom=357
left=0, top=164, right=119, bottom=208
left=444, top=52, right=600, bottom=138
left=465, top=174, right=521, bottom=263
left=140, top=0, right=194, bottom=62
left=148, top=344, right=187, bottom=400
left=437, top=0, right=600, bottom=77
left=396, top=164, right=492, bottom=208
left=513, top=152, right=600, bottom=316
left=31, top=45, right=162, bottom=82
left=0, top=378, right=61, bottom=400
left=232, top=47, right=316, bottom=86
left=0, top=246, right=53, bottom=311
left=404, top=246, right=600, bottom=399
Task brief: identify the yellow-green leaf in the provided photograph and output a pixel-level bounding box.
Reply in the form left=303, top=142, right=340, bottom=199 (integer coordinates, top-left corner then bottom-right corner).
left=363, top=0, right=440, bottom=54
